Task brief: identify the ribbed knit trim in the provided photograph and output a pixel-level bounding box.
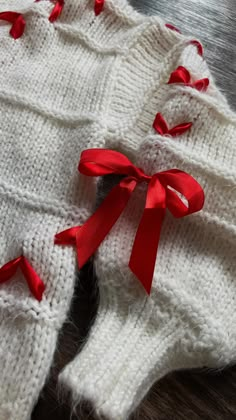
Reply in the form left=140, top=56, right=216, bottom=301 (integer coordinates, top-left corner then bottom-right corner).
left=0, top=321, right=57, bottom=420
left=59, top=291, right=197, bottom=420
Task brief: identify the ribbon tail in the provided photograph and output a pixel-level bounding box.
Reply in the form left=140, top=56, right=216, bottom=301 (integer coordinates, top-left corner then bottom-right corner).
left=0, top=12, right=25, bottom=39
left=76, top=178, right=137, bottom=269
left=94, top=0, right=105, bottom=16
left=168, top=121, right=192, bottom=137
left=49, top=1, right=64, bottom=22
left=129, top=208, right=166, bottom=295
left=20, top=257, right=45, bottom=301
left=0, top=256, right=21, bottom=283
left=10, top=14, right=25, bottom=39
left=192, top=78, right=209, bottom=91
left=54, top=226, right=80, bottom=245
left=153, top=113, right=169, bottom=135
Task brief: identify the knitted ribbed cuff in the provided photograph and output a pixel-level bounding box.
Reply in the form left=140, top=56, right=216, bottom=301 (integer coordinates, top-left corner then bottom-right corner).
left=59, top=292, right=184, bottom=420
left=0, top=317, right=57, bottom=420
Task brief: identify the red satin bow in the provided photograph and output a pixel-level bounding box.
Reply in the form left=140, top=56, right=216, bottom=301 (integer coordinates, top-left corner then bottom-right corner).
left=55, top=149, right=204, bottom=294
left=168, top=66, right=209, bottom=91
left=0, top=11, right=25, bottom=39
left=49, top=0, right=64, bottom=23
left=0, top=256, right=45, bottom=301
left=94, top=0, right=105, bottom=15
left=153, top=113, right=192, bottom=137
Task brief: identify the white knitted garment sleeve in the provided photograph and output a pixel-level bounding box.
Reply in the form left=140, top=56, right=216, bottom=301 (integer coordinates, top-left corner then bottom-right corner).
left=59, top=17, right=236, bottom=420
left=0, top=0, right=158, bottom=417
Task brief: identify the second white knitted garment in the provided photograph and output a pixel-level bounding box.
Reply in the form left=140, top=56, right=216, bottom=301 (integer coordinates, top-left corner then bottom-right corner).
left=59, top=1, right=236, bottom=420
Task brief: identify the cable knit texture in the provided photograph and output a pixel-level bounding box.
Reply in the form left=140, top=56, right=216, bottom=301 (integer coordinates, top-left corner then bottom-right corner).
left=59, top=1, right=236, bottom=420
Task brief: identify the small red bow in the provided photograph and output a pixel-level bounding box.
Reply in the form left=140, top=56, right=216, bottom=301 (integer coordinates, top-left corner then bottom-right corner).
left=168, top=66, right=209, bottom=91
left=0, top=256, right=45, bottom=301
left=55, top=149, right=204, bottom=294
left=94, top=0, right=105, bottom=16
left=153, top=113, right=192, bottom=137
left=0, top=11, right=25, bottom=39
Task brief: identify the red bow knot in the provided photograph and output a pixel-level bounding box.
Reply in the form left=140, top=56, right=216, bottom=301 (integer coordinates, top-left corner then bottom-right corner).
left=168, top=66, right=209, bottom=91
left=94, top=0, right=105, bottom=15
left=0, top=12, right=26, bottom=39
left=153, top=113, right=192, bottom=137
left=55, top=149, right=204, bottom=294
left=49, top=0, right=64, bottom=22
left=0, top=256, right=45, bottom=301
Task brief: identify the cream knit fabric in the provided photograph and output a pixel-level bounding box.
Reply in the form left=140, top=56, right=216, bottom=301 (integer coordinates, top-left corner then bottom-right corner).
left=0, top=0, right=187, bottom=418
left=59, top=2, right=236, bottom=420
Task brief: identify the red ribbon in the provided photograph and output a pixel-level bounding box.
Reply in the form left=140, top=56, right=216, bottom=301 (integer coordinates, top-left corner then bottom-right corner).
left=0, top=12, right=26, bottom=39
left=168, top=66, right=209, bottom=91
left=165, top=23, right=181, bottom=33
left=153, top=113, right=192, bottom=137
left=35, top=0, right=64, bottom=22
left=94, top=0, right=105, bottom=16
left=49, top=0, right=64, bottom=22
left=190, top=39, right=204, bottom=56
left=0, top=256, right=45, bottom=301
left=55, top=149, right=204, bottom=294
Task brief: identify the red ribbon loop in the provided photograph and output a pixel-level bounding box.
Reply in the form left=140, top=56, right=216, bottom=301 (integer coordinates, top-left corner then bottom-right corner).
left=0, top=256, right=45, bottom=301
left=49, top=0, right=64, bottom=22
left=165, top=23, right=181, bottom=33
left=168, top=66, right=209, bottom=91
left=189, top=39, right=204, bottom=56
left=0, top=12, right=26, bottom=39
left=153, top=113, right=192, bottom=137
left=55, top=149, right=204, bottom=294
left=94, top=0, right=105, bottom=16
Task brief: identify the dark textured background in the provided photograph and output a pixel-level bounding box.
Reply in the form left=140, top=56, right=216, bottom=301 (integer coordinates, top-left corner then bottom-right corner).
left=33, top=1, right=236, bottom=419
left=132, top=0, right=236, bottom=110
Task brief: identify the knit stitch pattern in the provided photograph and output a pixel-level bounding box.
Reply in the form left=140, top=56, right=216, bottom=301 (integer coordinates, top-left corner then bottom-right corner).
left=59, top=1, right=236, bottom=420
left=0, top=0, right=186, bottom=417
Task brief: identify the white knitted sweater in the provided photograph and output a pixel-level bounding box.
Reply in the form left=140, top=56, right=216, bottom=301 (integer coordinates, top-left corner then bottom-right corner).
left=0, top=0, right=235, bottom=419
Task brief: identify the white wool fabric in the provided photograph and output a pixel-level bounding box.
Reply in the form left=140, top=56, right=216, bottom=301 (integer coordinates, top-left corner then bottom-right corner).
left=0, top=0, right=186, bottom=417
left=58, top=1, right=236, bottom=420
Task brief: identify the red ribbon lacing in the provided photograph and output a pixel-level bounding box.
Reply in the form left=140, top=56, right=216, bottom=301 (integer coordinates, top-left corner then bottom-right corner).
left=0, top=256, right=45, bottom=301
left=94, top=0, right=105, bottom=16
left=168, top=66, right=209, bottom=91
left=153, top=113, right=192, bottom=137
left=165, top=23, right=181, bottom=33
left=55, top=149, right=204, bottom=294
left=35, top=0, right=64, bottom=22
left=49, top=0, right=64, bottom=23
left=189, top=39, right=204, bottom=56
left=0, top=12, right=25, bottom=39
left=165, top=24, right=203, bottom=56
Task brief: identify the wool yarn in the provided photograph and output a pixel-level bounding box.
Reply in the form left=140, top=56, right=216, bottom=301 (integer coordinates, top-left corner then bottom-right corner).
left=0, top=0, right=235, bottom=419
left=58, top=1, right=236, bottom=420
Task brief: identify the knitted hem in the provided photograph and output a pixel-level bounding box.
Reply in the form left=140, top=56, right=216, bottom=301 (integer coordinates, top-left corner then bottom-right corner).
left=59, top=293, right=186, bottom=420
left=0, top=320, right=57, bottom=420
